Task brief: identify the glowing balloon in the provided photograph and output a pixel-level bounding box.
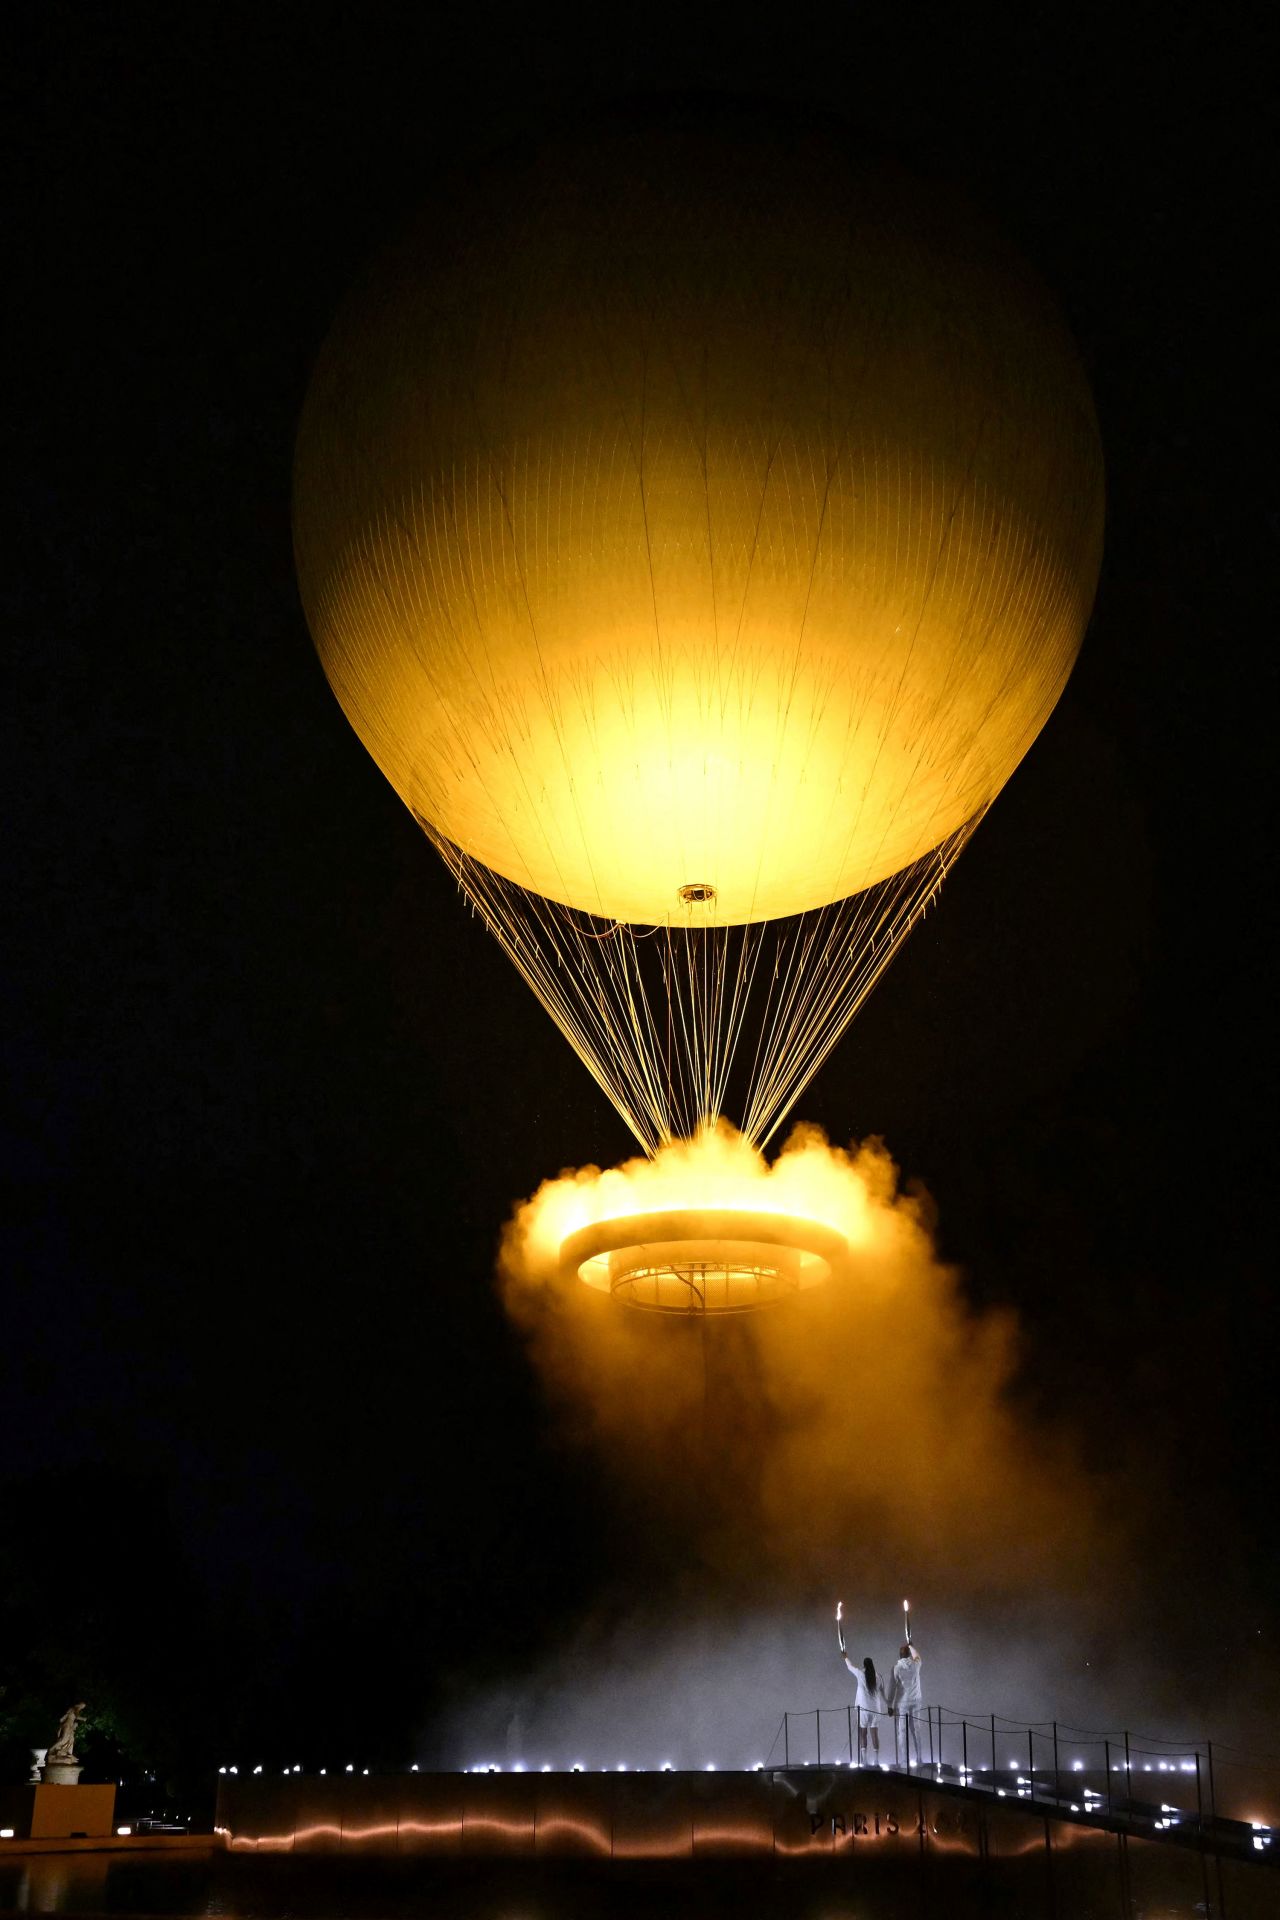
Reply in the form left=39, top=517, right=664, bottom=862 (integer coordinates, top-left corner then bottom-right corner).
left=296, top=120, right=1101, bottom=928
left=295, top=116, right=1103, bottom=1147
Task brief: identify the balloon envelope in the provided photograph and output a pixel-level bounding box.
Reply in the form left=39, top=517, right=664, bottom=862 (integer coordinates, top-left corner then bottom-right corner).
left=295, top=121, right=1103, bottom=926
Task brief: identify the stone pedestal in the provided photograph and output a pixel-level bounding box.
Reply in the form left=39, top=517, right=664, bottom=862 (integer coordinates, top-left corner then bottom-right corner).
left=41, top=1762, right=84, bottom=1786
left=0, top=1782, right=116, bottom=1839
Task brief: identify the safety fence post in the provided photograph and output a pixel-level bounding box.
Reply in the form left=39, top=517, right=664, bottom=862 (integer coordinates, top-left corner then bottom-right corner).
left=1206, top=1739, right=1216, bottom=1825
left=1104, top=1739, right=1111, bottom=1818
left=1206, top=1741, right=1225, bottom=1919
left=1029, top=1728, right=1036, bottom=1805
left=816, top=1709, right=822, bottom=1767
left=962, top=1716, right=968, bottom=1784
left=1194, top=1752, right=1214, bottom=1919
left=991, top=1714, right=997, bottom=1783
left=1123, top=1732, right=1132, bottom=1827
left=1053, top=1721, right=1061, bottom=1807
left=847, top=1703, right=853, bottom=1767
left=784, top=1713, right=790, bottom=1768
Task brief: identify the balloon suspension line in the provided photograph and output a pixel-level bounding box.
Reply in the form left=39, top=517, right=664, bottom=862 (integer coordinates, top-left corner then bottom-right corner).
left=421, top=815, right=981, bottom=1156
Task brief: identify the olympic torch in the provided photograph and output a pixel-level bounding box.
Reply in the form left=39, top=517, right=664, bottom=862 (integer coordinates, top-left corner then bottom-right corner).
left=836, top=1599, right=846, bottom=1655
left=903, top=1598, right=912, bottom=1645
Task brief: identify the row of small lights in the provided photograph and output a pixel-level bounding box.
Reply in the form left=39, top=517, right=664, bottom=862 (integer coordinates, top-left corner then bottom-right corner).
left=218, top=1765, right=382, bottom=1777
left=210, top=1754, right=1208, bottom=1780
left=215, top=1762, right=763, bottom=1777
left=466, top=1762, right=755, bottom=1775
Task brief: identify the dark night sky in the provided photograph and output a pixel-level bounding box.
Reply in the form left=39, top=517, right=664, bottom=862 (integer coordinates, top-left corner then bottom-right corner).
left=5, top=3, right=1274, bottom=1771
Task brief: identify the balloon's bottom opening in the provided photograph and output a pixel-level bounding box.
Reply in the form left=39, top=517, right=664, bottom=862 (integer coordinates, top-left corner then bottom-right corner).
left=558, top=1208, right=845, bottom=1314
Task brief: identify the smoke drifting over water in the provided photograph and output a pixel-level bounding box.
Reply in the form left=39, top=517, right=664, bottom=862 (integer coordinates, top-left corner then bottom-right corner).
left=450, top=1124, right=1129, bottom=1769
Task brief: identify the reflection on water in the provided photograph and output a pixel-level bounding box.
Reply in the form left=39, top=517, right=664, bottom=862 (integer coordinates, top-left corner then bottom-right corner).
left=0, top=1852, right=937, bottom=1918
left=1, top=1838, right=1274, bottom=1919
left=0, top=1850, right=1059, bottom=1920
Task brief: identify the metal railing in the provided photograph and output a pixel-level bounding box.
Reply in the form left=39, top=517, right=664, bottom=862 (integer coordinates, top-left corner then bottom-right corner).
left=765, top=1704, right=1280, bottom=1847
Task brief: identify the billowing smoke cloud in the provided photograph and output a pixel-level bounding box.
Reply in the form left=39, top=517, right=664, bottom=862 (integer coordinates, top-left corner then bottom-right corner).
left=444, top=1603, right=1127, bottom=1774
left=439, top=1124, right=1133, bottom=1770
left=500, top=1123, right=1109, bottom=1608
left=429, top=1125, right=1280, bottom=1785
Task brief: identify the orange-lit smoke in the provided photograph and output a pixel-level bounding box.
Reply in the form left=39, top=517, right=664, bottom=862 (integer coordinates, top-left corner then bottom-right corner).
left=500, top=1122, right=1108, bottom=1610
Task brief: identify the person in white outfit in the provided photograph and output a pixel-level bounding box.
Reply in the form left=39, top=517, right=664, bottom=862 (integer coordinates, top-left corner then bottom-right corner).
left=841, top=1648, right=890, bottom=1765
left=890, top=1641, right=925, bottom=1766
left=835, top=1603, right=890, bottom=1765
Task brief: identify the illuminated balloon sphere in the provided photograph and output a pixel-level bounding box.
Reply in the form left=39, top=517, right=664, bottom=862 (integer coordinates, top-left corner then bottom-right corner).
left=294, top=116, right=1103, bottom=928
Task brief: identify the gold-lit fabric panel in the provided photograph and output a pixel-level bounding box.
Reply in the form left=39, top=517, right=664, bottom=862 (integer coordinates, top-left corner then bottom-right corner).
left=295, top=124, right=1103, bottom=926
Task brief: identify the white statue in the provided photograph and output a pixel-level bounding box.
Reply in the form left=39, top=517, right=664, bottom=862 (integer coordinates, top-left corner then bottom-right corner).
left=46, top=1703, right=86, bottom=1765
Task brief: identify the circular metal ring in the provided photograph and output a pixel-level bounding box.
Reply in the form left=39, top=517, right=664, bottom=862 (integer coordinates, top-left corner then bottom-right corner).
left=559, top=1208, right=845, bottom=1314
